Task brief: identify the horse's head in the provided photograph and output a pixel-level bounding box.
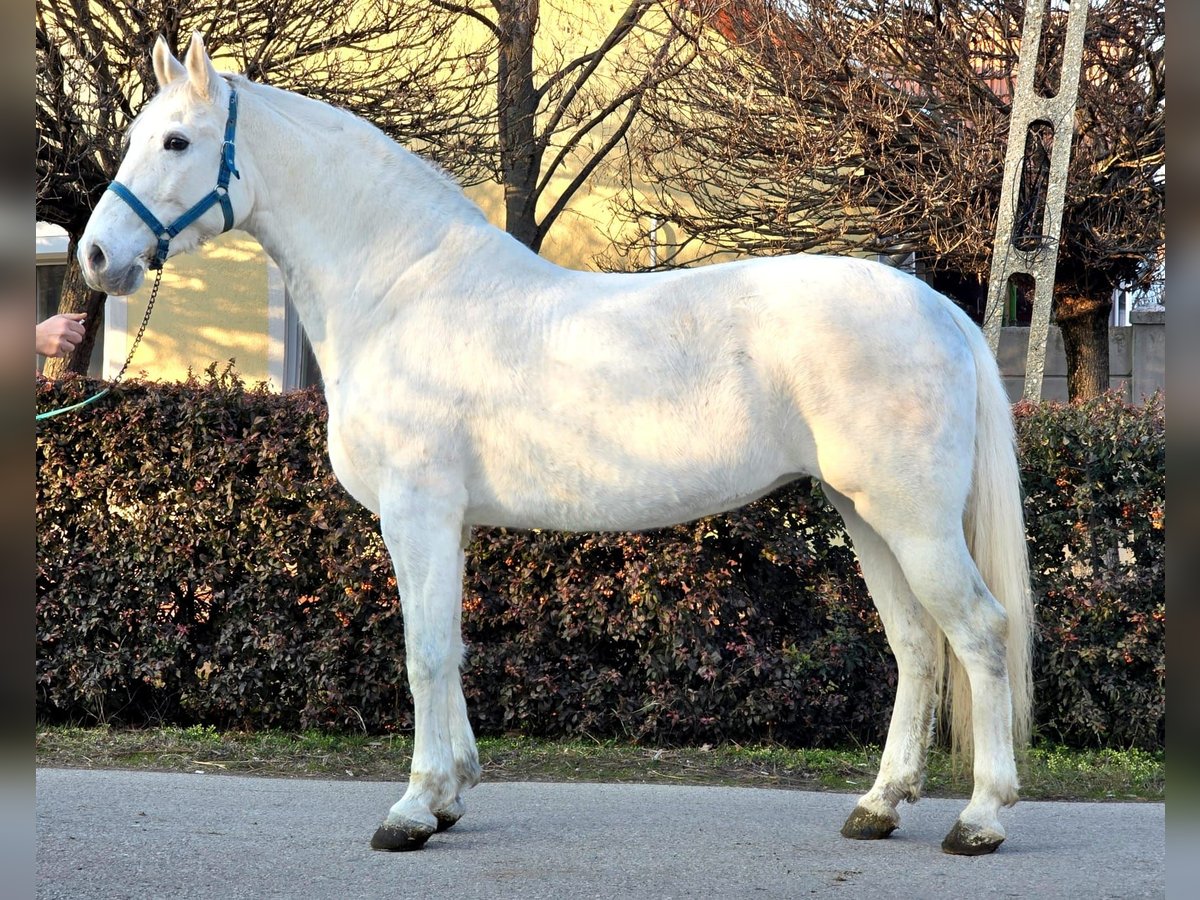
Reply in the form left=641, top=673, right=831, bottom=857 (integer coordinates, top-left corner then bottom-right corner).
left=80, top=33, right=251, bottom=295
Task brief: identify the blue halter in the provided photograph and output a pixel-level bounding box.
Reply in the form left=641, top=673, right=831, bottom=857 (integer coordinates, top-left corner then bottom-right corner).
left=107, top=88, right=241, bottom=270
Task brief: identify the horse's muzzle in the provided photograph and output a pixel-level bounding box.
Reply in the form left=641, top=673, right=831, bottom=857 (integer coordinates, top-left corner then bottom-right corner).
left=78, top=237, right=146, bottom=296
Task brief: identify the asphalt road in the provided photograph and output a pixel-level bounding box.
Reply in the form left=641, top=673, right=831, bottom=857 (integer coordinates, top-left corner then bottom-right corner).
left=36, top=768, right=1163, bottom=899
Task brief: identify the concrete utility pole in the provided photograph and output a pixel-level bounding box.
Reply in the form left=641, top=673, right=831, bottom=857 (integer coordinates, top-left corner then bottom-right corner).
left=983, top=0, right=1089, bottom=400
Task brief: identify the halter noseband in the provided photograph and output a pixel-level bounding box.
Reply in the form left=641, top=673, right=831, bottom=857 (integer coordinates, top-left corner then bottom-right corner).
left=107, top=87, right=241, bottom=270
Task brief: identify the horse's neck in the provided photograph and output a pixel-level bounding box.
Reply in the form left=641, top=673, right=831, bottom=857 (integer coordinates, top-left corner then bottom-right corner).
left=235, top=82, right=520, bottom=357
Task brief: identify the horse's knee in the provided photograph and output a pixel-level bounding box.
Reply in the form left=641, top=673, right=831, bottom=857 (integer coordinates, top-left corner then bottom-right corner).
left=405, top=638, right=464, bottom=685
left=894, top=546, right=1008, bottom=662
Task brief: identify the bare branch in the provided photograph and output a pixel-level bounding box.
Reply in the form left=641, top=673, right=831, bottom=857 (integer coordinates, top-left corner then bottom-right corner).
left=428, top=0, right=501, bottom=37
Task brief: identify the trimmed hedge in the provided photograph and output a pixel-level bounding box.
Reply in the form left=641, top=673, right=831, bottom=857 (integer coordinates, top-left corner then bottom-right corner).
left=1016, top=393, right=1165, bottom=750
left=35, top=368, right=1164, bottom=749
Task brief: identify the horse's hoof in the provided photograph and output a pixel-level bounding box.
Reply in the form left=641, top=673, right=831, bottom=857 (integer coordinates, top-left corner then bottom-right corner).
left=840, top=805, right=898, bottom=840
left=434, top=797, right=466, bottom=833
left=370, top=819, right=435, bottom=852
left=941, top=820, right=1005, bottom=856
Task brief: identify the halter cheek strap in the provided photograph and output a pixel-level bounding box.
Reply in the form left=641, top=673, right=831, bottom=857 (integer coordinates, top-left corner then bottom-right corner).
left=107, top=88, right=241, bottom=270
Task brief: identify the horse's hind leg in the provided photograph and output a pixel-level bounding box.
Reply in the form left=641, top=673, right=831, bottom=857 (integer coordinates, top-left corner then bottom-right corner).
left=878, top=524, right=1019, bottom=855
left=823, top=486, right=938, bottom=841
left=435, top=528, right=483, bottom=833
left=434, top=675, right=481, bottom=832
left=370, top=486, right=477, bottom=851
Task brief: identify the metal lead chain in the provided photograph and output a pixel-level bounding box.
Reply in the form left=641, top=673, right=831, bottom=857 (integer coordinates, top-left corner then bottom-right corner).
left=113, top=265, right=163, bottom=383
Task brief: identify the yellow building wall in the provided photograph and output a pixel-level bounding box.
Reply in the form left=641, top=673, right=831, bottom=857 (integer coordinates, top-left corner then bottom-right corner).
left=463, top=181, right=633, bottom=271
left=118, top=231, right=269, bottom=384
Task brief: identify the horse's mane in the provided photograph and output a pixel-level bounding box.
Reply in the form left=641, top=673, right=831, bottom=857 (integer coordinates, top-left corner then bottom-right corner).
left=228, top=73, right=483, bottom=221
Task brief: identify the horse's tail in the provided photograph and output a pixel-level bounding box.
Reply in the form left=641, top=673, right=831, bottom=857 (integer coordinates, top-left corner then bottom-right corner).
left=940, top=304, right=1034, bottom=761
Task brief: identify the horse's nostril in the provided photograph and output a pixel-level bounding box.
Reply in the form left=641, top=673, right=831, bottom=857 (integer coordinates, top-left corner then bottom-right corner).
left=87, top=241, right=107, bottom=273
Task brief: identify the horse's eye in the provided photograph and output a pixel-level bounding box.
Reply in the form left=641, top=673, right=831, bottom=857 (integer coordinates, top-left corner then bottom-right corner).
left=163, top=135, right=190, bottom=152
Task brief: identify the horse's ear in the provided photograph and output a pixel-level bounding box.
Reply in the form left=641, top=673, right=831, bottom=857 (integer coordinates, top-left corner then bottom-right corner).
left=152, top=35, right=185, bottom=89
left=183, top=31, right=220, bottom=102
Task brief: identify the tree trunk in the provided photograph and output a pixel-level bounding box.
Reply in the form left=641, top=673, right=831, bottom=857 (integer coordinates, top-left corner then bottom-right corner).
left=42, top=236, right=107, bottom=380
left=1056, top=293, right=1111, bottom=402
left=496, top=0, right=543, bottom=250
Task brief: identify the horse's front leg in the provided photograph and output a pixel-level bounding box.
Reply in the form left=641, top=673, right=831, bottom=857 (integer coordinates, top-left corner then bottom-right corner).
left=370, top=487, right=478, bottom=851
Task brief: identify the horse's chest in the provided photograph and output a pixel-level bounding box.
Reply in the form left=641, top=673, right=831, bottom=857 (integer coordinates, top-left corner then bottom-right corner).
left=325, top=421, right=384, bottom=514
left=323, top=390, right=460, bottom=513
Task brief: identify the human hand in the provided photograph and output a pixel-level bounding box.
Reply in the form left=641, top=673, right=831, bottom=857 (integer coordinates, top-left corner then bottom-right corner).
left=36, top=313, right=87, bottom=358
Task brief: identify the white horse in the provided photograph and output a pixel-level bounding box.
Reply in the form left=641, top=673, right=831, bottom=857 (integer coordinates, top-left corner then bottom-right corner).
left=80, top=33, right=1033, bottom=856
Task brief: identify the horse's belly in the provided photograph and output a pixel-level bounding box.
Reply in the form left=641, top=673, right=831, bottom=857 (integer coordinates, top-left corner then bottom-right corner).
left=463, top=411, right=809, bottom=531
left=466, top=470, right=806, bottom=532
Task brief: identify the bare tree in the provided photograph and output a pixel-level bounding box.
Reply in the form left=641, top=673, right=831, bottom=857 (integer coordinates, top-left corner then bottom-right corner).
left=433, top=0, right=694, bottom=251
left=37, top=0, right=492, bottom=377
left=618, top=0, right=1164, bottom=400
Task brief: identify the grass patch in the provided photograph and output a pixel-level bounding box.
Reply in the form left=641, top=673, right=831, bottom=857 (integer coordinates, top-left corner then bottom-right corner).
left=34, top=726, right=1162, bottom=802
